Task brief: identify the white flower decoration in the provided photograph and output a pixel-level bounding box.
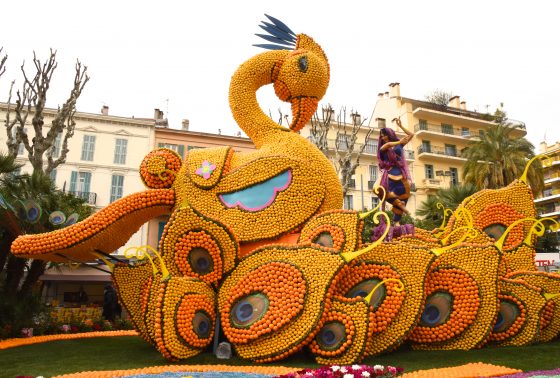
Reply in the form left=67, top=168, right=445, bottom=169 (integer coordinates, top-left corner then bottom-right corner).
left=374, top=365, right=384, bottom=372
left=331, top=365, right=341, bottom=371
left=362, top=372, right=371, bottom=377
left=352, top=365, right=362, bottom=370
left=340, top=367, right=348, bottom=373
left=343, top=374, right=354, bottom=378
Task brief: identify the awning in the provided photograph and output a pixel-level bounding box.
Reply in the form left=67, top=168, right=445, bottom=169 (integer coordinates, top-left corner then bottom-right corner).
left=39, top=265, right=112, bottom=282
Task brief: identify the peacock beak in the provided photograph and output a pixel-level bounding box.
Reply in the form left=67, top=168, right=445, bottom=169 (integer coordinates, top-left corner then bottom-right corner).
left=290, top=96, right=319, bottom=132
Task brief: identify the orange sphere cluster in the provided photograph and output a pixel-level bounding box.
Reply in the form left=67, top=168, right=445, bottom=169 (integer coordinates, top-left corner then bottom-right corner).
left=409, top=269, right=479, bottom=343
left=221, top=262, right=306, bottom=344
left=159, top=204, right=238, bottom=283
left=154, top=277, right=216, bottom=360
left=11, top=189, right=175, bottom=261
left=218, top=246, right=345, bottom=362
left=507, top=271, right=560, bottom=342
left=112, top=263, right=158, bottom=345
left=140, top=148, right=182, bottom=189
left=299, top=210, right=363, bottom=253
left=350, top=242, right=436, bottom=357
left=310, top=298, right=369, bottom=365
left=488, top=294, right=527, bottom=343
left=410, top=245, right=500, bottom=351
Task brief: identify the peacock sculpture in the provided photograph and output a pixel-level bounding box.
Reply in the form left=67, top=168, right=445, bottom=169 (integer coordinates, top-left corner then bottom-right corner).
left=10, top=15, right=560, bottom=364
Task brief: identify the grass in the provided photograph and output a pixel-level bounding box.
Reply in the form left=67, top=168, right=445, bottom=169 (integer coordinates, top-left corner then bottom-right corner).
left=0, top=336, right=559, bottom=377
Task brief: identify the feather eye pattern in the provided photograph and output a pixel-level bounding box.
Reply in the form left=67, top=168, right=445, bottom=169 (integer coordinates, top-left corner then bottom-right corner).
left=253, top=14, right=296, bottom=50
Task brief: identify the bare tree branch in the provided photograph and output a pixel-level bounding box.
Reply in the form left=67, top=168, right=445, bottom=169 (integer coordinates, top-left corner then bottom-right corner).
left=3, top=50, right=89, bottom=174
left=0, top=47, right=6, bottom=79
left=309, top=105, right=371, bottom=197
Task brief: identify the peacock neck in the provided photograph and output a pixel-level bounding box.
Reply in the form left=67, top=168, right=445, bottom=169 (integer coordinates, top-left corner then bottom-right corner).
left=229, top=50, right=288, bottom=149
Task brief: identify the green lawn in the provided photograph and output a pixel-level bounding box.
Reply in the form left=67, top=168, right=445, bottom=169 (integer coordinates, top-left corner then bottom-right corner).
left=1, top=336, right=559, bottom=377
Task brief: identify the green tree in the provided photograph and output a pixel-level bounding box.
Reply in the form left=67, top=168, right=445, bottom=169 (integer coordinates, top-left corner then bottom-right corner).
left=415, top=183, right=478, bottom=231
left=462, top=114, right=543, bottom=195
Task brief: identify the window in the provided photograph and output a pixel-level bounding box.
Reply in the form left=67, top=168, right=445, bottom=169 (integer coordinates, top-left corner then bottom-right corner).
left=52, top=132, right=62, bottom=158
left=445, top=144, right=457, bottom=157
left=69, top=171, right=92, bottom=200
left=344, top=194, right=354, bottom=210
left=49, top=169, right=57, bottom=183
left=187, top=145, right=202, bottom=151
left=377, top=118, right=386, bottom=128
left=110, top=174, right=124, bottom=203
left=336, top=134, right=349, bottom=151
left=421, top=140, right=431, bottom=153
left=364, top=138, right=378, bottom=154
left=461, top=127, right=470, bottom=137
left=419, top=119, right=428, bottom=130
left=113, top=139, right=128, bottom=164
left=158, top=221, right=167, bottom=242
left=441, top=123, right=453, bottom=135
left=479, top=129, right=485, bottom=138
left=12, top=127, right=27, bottom=155
left=81, top=135, right=96, bottom=161
left=372, top=196, right=380, bottom=209
left=450, top=167, right=459, bottom=186
left=425, top=164, right=434, bottom=179
left=158, top=143, right=185, bottom=159
left=369, top=165, right=378, bottom=182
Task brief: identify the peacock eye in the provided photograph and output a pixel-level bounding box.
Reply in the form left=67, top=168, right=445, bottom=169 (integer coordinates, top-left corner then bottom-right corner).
left=483, top=223, right=507, bottom=241
left=315, top=321, right=346, bottom=350
left=192, top=310, right=212, bottom=339
left=345, top=279, right=386, bottom=309
left=231, top=293, right=269, bottom=328
left=312, top=232, right=334, bottom=248
left=493, top=300, right=520, bottom=333
left=420, top=292, right=453, bottom=327
left=188, top=247, right=214, bottom=275
left=298, top=56, right=308, bottom=73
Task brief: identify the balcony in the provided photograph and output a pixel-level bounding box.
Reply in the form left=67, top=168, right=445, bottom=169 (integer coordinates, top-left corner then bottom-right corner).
left=417, top=145, right=465, bottom=161
left=414, top=122, right=477, bottom=140
left=325, top=139, right=414, bottom=160
left=68, top=191, right=97, bottom=205
left=422, top=178, right=442, bottom=189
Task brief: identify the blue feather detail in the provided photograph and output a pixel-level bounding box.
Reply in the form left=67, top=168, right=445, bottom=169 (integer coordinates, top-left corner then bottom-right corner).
left=254, top=15, right=297, bottom=51
left=253, top=43, right=289, bottom=51
left=259, top=23, right=296, bottom=43
left=264, top=14, right=296, bottom=37
left=255, top=33, right=295, bottom=47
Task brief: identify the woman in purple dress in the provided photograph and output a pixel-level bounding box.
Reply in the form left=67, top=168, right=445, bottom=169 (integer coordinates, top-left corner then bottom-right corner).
left=377, top=118, right=414, bottom=226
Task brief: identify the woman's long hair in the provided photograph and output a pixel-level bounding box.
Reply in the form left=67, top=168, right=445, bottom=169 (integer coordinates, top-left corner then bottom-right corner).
left=377, top=127, right=412, bottom=182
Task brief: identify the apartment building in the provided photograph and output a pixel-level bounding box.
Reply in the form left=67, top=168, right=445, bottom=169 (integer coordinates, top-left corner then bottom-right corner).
left=534, top=141, right=560, bottom=269
left=300, top=111, right=414, bottom=212
left=370, top=83, right=527, bottom=217
left=147, top=122, right=255, bottom=249
left=0, top=103, right=156, bottom=255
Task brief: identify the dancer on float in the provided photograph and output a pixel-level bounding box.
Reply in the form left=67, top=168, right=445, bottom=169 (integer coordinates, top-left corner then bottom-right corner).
left=377, top=117, right=414, bottom=227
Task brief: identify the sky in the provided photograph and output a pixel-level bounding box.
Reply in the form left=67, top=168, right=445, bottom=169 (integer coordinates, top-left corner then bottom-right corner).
left=1, top=1, right=559, bottom=150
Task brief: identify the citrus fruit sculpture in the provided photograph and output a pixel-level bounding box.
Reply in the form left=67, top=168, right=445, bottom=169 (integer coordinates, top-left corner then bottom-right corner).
left=10, top=15, right=560, bottom=364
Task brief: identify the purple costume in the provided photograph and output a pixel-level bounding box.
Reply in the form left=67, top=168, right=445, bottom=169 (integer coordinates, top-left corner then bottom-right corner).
left=377, top=127, right=412, bottom=223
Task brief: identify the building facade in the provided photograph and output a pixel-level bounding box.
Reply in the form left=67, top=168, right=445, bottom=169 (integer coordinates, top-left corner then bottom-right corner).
left=300, top=112, right=414, bottom=212
left=369, top=83, right=527, bottom=217
left=534, top=141, right=560, bottom=270
left=0, top=103, right=156, bottom=256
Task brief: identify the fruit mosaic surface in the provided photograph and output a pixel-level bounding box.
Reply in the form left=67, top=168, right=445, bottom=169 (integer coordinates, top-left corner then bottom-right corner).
left=9, top=15, right=560, bottom=365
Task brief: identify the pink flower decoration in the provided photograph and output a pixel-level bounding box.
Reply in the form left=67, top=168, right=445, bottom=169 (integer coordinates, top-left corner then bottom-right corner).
left=195, top=160, right=217, bottom=180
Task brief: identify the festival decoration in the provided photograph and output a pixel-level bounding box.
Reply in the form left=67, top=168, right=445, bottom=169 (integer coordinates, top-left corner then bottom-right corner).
left=8, top=14, right=560, bottom=365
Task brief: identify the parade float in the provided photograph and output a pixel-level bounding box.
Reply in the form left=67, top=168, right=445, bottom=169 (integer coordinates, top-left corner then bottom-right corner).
left=9, top=15, right=560, bottom=365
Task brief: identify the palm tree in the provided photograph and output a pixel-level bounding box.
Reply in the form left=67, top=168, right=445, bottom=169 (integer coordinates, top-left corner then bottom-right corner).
left=415, top=183, right=478, bottom=231
left=462, top=123, right=543, bottom=195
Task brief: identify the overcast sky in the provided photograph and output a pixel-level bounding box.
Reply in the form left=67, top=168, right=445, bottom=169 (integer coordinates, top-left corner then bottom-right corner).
left=1, top=1, right=559, bottom=150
